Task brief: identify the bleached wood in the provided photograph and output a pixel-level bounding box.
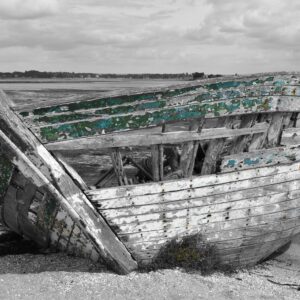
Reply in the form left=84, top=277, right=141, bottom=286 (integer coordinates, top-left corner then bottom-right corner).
left=180, top=118, right=205, bottom=177
left=54, top=152, right=88, bottom=190
left=45, top=122, right=269, bottom=151
left=87, top=161, right=300, bottom=201
left=111, top=149, right=128, bottom=185
left=230, top=115, right=257, bottom=154
left=121, top=214, right=300, bottom=247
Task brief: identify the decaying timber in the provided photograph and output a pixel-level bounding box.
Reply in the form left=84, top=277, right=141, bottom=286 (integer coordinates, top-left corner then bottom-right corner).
left=0, top=72, right=300, bottom=273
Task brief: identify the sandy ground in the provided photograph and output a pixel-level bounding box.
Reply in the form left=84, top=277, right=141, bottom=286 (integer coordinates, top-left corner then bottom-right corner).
left=0, top=237, right=298, bottom=300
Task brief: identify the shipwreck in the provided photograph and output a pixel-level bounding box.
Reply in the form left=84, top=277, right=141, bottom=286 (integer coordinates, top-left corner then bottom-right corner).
left=0, top=72, right=299, bottom=274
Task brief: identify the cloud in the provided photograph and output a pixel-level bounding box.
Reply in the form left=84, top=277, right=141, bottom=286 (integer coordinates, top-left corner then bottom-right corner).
left=0, top=0, right=299, bottom=73
left=0, top=0, right=59, bottom=19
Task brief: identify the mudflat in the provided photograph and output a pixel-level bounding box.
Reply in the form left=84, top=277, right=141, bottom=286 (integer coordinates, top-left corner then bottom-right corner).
left=0, top=235, right=299, bottom=300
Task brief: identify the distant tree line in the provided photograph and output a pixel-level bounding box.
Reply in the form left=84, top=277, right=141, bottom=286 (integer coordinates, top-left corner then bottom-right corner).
left=0, top=70, right=222, bottom=80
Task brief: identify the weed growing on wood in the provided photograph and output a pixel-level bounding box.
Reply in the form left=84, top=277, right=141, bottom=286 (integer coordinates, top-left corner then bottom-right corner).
left=139, top=234, right=236, bottom=275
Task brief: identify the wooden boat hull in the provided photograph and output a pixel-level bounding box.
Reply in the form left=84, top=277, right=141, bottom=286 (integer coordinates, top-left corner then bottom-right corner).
left=1, top=160, right=299, bottom=268
left=87, top=161, right=300, bottom=267
left=1, top=72, right=300, bottom=272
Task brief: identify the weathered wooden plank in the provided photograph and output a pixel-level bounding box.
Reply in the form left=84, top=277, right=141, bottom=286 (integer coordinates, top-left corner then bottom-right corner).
left=17, top=74, right=280, bottom=114
left=248, top=114, right=272, bottom=151
left=221, top=145, right=300, bottom=172
left=35, top=95, right=285, bottom=143
left=91, top=169, right=300, bottom=210
left=114, top=204, right=300, bottom=252
left=0, top=91, right=137, bottom=274
left=54, top=153, right=89, bottom=190
left=99, top=197, right=300, bottom=230
left=151, top=146, right=160, bottom=182
left=119, top=208, right=300, bottom=247
left=97, top=184, right=300, bottom=220
left=18, top=83, right=300, bottom=139
left=18, top=74, right=300, bottom=121
left=125, top=224, right=300, bottom=263
left=46, top=122, right=269, bottom=151
left=92, top=172, right=300, bottom=227
left=122, top=221, right=300, bottom=254
left=266, top=112, right=285, bottom=147
left=121, top=215, right=300, bottom=247
left=87, top=161, right=300, bottom=201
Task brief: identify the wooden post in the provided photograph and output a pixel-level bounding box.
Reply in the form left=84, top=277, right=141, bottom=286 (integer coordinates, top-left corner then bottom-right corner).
left=201, top=117, right=232, bottom=175
left=248, top=114, right=271, bottom=151
left=0, top=90, right=137, bottom=274
left=186, top=118, right=205, bottom=177
left=111, top=149, right=128, bottom=185
left=230, top=115, right=257, bottom=154
left=151, top=124, right=166, bottom=181
left=151, top=145, right=160, bottom=181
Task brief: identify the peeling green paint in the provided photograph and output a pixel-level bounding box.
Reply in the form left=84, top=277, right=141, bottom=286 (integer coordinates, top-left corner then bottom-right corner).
left=20, top=77, right=278, bottom=118
left=0, top=154, right=14, bottom=199
left=34, top=100, right=167, bottom=125
left=23, top=85, right=202, bottom=117
left=39, top=97, right=273, bottom=142
left=204, top=77, right=274, bottom=91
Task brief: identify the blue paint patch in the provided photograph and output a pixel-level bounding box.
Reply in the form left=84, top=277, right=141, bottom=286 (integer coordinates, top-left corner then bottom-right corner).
left=243, top=158, right=260, bottom=166
left=226, top=160, right=236, bottom=168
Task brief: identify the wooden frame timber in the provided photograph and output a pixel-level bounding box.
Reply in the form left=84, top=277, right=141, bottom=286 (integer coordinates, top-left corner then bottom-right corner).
left=0, top=91, right=137, bottom=274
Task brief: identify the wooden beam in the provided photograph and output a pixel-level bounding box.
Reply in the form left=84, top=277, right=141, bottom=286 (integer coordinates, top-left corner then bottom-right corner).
left=248, top=114, right=272, bottom=151
left=34, top=94, right=286, bottom=143
left=54, top=153, right=89, bottom=191
left=179, top=118, right=205, bottom=177
left=151, top=145, right=160, bottom=182
left=46, top=122, right=269, bottom=151
left=266, top=112, right=285, bottom=147
left=111, top=149, right=128, bottom=186
left=200, top=117, right=234, bottom=175
left=230, top=115, right=257, bottom=154
left=0, top=91, right=137, bottom=274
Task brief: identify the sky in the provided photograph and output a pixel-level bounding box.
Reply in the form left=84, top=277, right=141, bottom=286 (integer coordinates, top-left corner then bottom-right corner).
left=0, top=0, right=299, bottom=74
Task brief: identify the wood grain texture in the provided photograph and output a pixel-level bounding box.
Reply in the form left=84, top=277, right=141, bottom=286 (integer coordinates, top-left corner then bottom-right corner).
left=87, top=160, right=300, bottom=264
left=46, top=122, right=268, bottom=151
left=179, top=118, right=205, bottom=177
left=200, top=117, right=232, bottom=175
